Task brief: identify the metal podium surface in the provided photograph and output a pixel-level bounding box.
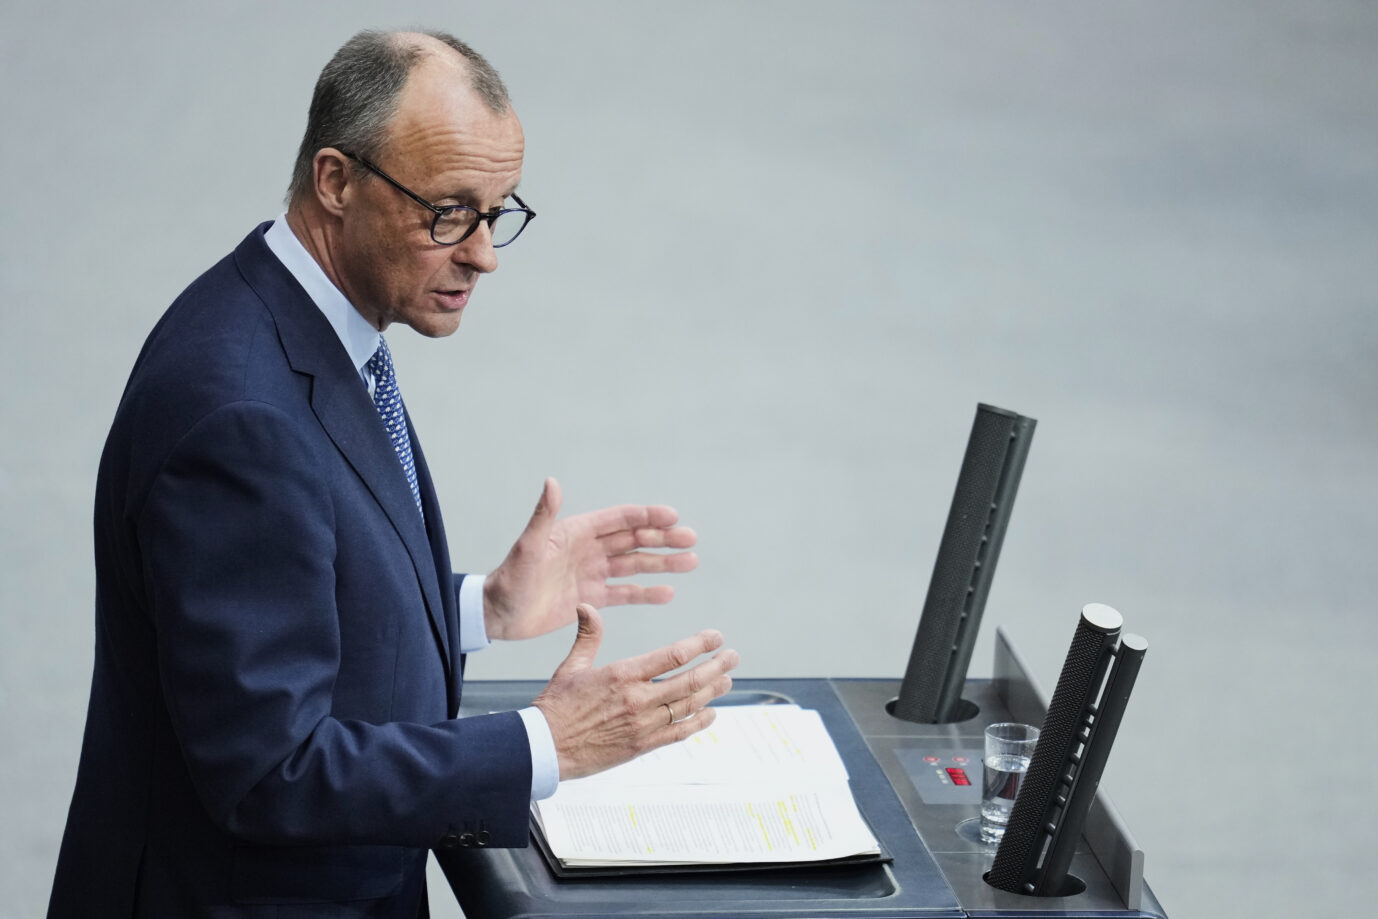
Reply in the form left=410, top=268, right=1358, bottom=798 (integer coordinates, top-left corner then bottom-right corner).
left=438, top=632, right=1169, bottom=919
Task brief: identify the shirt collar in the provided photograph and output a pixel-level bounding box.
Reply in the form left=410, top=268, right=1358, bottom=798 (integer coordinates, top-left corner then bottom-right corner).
left=264, top=214, right=380, bottom=381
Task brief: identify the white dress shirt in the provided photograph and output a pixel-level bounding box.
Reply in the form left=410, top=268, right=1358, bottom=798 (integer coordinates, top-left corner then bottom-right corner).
left=263, top=215, right=558, bottom=800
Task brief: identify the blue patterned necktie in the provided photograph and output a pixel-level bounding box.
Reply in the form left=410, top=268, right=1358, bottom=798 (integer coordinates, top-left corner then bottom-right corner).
left=366, top=337, right=424, bottom=518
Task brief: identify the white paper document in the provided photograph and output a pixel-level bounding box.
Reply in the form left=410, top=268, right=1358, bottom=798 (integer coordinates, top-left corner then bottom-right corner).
left=531, top=704, right=882, bottom=867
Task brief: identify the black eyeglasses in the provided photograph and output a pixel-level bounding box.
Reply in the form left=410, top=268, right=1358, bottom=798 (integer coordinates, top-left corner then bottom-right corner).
left=341, top=152, right=535, bottom=247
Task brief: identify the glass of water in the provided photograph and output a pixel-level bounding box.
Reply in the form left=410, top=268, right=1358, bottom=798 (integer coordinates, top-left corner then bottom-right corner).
left=980, top=722, right=1040, bottom=845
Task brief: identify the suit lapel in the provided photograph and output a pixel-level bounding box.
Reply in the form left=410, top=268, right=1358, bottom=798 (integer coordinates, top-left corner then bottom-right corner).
left=408, top=423, right=465, bottom=714
left=232, top=225, right=454, bottom=672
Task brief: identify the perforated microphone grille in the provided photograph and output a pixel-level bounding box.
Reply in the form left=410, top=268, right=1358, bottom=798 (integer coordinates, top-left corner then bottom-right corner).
left=894, top=405, right=1032, bottom=723
left=987, top=608, right=1120, bottom=892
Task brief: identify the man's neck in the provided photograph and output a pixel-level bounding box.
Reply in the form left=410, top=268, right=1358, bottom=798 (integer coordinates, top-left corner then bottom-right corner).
left=283, top=205, right=382, bottom=331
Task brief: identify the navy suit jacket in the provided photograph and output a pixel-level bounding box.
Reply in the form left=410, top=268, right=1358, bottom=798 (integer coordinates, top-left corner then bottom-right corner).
left=49, top=224, right=532, bottom=918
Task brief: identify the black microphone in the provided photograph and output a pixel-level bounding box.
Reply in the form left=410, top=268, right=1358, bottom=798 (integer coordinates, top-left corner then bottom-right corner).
left=891, top=403, right=1035, bottom=724
left=988, top=603, right=1146, bottom=897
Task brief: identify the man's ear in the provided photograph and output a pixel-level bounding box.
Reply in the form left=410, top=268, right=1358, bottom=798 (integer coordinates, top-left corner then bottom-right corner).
left=313, top=148, right=353, bottom=217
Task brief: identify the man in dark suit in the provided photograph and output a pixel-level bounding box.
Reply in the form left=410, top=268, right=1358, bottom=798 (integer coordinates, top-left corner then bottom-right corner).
left=48, top=29, right=737, bottom=918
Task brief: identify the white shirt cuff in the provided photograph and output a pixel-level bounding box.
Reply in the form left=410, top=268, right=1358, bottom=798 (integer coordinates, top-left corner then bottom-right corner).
left=458, top=574, right=490, bottom=652
left=518, top=706, right=560, bottom=800
left=458, top=575, right=558, bottom=798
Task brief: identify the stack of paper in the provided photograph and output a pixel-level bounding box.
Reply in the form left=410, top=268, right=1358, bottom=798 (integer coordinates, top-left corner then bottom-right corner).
left=531, top=704, right=883, bottom=869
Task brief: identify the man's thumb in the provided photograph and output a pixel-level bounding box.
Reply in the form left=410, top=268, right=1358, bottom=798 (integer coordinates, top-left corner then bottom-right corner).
left=528, top=477, right=562, bottom=531
left=558, top=603, right=603, bottom=673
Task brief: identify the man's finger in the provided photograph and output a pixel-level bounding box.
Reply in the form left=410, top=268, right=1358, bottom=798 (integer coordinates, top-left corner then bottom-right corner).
left=648, top=704, right=719, bottom=747
left=605, top=550, right=699, bottom=579
left=653, top=671, right=736, bottom=733
left=598, top=525, right=698, bottom=555
left=651, top=648, right=739, bottom=704
left=601, top=583, right=677, bottom=606
left=624, top=630, right=728, bottom=681
left=583, top=503, right=682, bottom=538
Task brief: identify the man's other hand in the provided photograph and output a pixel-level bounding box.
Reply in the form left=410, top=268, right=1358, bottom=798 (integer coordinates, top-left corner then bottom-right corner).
left=483, top=478, right=699, bottom=641
left=531, top=604, right=738, bottom=780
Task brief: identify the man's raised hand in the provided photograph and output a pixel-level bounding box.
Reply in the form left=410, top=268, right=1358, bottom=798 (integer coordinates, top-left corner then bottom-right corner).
left=483, top=478, right=699, bottom=641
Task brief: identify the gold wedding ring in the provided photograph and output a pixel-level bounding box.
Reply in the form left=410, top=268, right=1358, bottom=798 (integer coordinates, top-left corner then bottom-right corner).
left=664, top=702, right=676, bottom=725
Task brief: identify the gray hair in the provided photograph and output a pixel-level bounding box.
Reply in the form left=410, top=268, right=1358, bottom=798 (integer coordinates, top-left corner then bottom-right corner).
left=286, top=30, right=510, bottom=206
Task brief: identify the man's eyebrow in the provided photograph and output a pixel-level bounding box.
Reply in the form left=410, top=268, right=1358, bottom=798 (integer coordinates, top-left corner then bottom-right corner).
left=437, top=184, right=521, bottom=207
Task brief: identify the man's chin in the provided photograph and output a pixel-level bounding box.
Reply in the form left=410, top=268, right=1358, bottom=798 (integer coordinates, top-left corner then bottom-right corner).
left=404, top=311, right=465, bottom=339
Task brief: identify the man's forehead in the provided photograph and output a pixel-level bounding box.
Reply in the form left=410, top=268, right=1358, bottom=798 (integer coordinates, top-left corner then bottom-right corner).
left=379, top=77, right=523, bottom=200
left=388, top=97, right=523, bottom=165
left=391, top=55, right=518, bottom=140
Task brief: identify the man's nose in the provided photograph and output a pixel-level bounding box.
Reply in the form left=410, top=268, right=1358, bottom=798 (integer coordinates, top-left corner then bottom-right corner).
left=452, top=221, right=499, bottom=274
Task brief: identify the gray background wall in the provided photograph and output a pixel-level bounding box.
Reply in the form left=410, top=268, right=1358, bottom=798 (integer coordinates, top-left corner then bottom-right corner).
left=2, top=2, right=1375, bottom=917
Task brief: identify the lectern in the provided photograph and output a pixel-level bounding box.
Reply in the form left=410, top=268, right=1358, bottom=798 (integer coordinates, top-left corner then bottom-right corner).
left=437, top=628, right=1169, bottom=918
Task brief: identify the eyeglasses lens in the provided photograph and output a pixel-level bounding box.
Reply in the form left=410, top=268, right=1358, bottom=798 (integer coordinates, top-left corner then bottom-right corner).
left=433, top=209, right=528, bottom=247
